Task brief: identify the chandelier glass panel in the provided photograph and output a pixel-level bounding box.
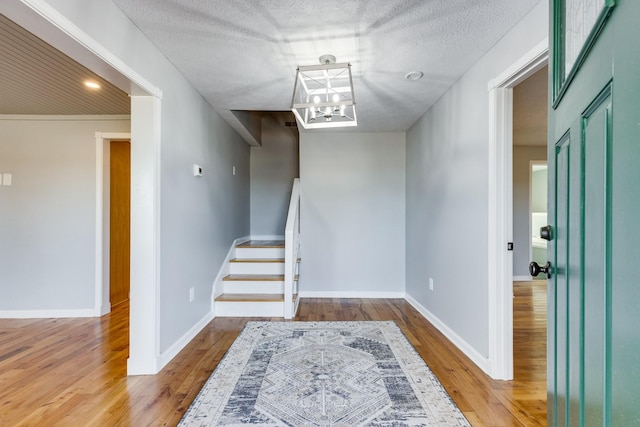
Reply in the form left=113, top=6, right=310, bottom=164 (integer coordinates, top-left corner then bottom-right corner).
left=291, top=60, right=357, bottom=129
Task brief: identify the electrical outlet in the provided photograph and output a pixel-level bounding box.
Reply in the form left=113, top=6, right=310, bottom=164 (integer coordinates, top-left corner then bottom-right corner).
left=189, top=287, right=195, bottom=302
left=429, top=277, right=434, bottom=291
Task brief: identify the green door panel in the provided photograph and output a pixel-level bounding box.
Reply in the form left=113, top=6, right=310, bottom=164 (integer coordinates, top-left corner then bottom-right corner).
left=581, top=83, right=612, bottom=426
left=549, top=0, right=640, bottom=426
left=552, top=133, right=571, bottom=427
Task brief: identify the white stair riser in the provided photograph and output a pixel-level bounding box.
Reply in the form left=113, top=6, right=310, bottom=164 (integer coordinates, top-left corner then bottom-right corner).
left=229, top=262, right=284, bottom=275
left=215, top=301, right=284, bottom=317
left=235, top=247, right=284, bottom=259
left=223, top=281, right=284, bottom=294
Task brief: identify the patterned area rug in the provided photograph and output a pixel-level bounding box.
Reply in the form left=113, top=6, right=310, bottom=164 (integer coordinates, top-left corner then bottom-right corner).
left=179, top=321, right=470, bottom=426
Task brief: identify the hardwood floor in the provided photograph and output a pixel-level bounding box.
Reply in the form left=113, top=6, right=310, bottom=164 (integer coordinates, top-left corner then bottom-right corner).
left=0, top=282, right=546, bottom=426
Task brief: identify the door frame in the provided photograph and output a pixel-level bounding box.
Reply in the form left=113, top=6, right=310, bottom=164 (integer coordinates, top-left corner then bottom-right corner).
left=487, top=39, right=548, bottom=380
left=95, top=132, right=131, bottom=315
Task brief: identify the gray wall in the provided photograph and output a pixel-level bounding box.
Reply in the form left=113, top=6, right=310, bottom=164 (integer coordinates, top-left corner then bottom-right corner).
left=300, top=132, right=405, bottom=295
left=16, top=0, right=251, bottom=352
left=513, top=146, right=547, bottom=277
left=0, top=117, right=130, bottom=311
left=405, top=1, right=548, bottom=357
left=250, top=116, right=299, bottom=235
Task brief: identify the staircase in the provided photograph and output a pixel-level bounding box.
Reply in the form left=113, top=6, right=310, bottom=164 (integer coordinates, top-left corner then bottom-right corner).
left=214, top=240, right=298, bottom=317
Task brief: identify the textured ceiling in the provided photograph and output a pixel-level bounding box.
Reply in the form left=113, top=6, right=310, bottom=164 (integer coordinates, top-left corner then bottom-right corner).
left=112, top=0, right=541, bottom=134
left=513, top=65, right=548, bottom=146
left=0, top=13, right=130, bottom=116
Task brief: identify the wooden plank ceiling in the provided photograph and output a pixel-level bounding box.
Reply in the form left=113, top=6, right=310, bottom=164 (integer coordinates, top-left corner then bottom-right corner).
left=0, top=13, right=130, bottom=115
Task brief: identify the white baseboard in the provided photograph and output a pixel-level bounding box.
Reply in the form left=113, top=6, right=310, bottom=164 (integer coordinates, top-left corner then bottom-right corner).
left=404, top=293, right=491, bottom=376
left=0, top=308, right=100, bottom=318
left=156, top=310, right=215, bottom=371
left=513, top=275, right=532, bottom=282
left=99, top=303, right=111, bottom=316
left=299, top=291, right=405, bottom=299
left=127, top=355, right=159, bottom=376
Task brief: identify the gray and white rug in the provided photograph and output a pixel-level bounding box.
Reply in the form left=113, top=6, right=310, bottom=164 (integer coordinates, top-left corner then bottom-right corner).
left=179, top=321, right=470, bottom=426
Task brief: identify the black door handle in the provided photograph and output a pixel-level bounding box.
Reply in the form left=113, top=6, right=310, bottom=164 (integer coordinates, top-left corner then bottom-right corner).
left=529, top=261, right=552, bottom=279
left=540, top=225, right=552, bottom=241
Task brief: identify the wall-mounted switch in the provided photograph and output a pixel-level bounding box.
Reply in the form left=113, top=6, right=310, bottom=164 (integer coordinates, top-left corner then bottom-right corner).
left=232, top=166, right=236, bottom=175
left=2, top=174, right=12, bottom=186
left=193, top=164, right=202, bottom=177
left=429, top=277, right=434, bottom=291
left=189, top=287, right=195, bottom=302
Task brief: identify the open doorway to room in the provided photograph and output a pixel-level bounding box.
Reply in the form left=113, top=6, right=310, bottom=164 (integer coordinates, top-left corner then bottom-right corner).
left=512, top=66, right=549, bottom=282
left=487, top=40, right=548, bottom=380
left=510, top=65, right=548, bottom=396
left=0, top=4, right=162, bottom=374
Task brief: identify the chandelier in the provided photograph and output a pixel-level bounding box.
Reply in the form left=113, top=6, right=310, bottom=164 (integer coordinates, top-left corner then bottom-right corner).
left=291, top=54, right=357, bottom=129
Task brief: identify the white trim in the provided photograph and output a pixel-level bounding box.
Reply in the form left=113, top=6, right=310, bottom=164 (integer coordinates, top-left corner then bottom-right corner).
left=0, top=115, right=131, bottom=121
left=157, top=310, right=214, bottom=369
left=0, top=309, right=99, bottom=318
left=95, top=132, right=132, bottom=316
left=513, top=275, right=533, bottom=282
left=126, top=96, right=162, bottom=375
left=487, top=39, right=549, bottom=380
left=487, top=39, right=549, bottom=91
left=299, top=291, right=405, bottom=299
left=404, top=293, right=491, bottom=375
left=17, top=0, right=162, bottom=99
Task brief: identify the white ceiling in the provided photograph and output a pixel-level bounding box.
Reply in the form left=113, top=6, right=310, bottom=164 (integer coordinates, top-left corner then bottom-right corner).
left=111, top=0, right=541, bottom=136
left=1, top=1, right=544, bottom=143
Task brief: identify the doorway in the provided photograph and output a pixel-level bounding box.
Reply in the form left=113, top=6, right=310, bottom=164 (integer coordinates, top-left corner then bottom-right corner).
left=5, top=2, right=161, bottom=374
left=512, top=66, right=549, bottom=283
left=487, top=40, right=548, bottom=379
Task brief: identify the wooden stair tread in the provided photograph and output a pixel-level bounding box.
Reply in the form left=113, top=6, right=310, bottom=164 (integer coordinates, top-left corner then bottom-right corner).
left=215, top=293, right=284, bottom=302
left=215, top=294, right=298, bottom=303
left=230, top=258, right=285, bottom=263
left=236, top=240, right=285, bottom=248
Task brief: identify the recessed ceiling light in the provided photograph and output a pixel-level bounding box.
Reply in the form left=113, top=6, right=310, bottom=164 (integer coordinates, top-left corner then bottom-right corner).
left=405, top=71, right=424, bottom=81
left=84, top=81, right=101, bottom=89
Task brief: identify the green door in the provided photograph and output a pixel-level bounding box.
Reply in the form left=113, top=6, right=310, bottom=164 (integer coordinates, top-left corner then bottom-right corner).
left=547, top=0, right=640, bottom=425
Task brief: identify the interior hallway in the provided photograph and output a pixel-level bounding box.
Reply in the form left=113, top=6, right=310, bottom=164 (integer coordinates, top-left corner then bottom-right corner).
left=0, top=281, right=546, bottom=426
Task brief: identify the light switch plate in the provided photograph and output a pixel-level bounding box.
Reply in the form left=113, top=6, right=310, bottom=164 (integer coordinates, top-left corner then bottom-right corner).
left=2, top=173, right=11, bottom=186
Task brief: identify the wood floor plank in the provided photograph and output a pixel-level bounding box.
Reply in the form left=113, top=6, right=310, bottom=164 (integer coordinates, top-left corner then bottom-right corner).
left=0, top=282, right=546, bottom=426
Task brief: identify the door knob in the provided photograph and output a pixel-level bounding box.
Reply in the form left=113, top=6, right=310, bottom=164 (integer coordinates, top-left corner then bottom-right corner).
left=529, top=261, right=552, bottom=279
